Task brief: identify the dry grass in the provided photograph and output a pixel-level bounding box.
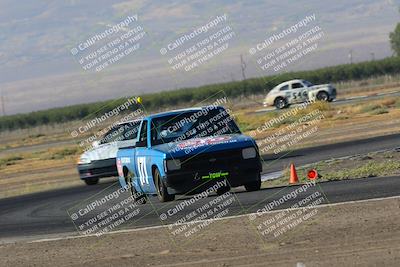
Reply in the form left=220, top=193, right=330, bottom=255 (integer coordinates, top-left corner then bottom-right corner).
left=336, top=74, right=400, bottom=97
left=0, top=123, right=74, bottom=148
left=340, top=97, right=396, bottom=116
left=0, top=145, right=83, bottom=198
left=0, top=146, right=80, bottom=173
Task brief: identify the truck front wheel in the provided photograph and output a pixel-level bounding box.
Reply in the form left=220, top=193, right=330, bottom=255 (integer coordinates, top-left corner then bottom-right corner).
left=154, top=168, right=175, bottom=202
left=216, top=183, right=231, bottom=195
left=244, top=173, right=261, bottom=192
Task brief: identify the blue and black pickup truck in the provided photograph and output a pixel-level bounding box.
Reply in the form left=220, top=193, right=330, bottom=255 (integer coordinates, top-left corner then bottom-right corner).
left=117, top=106, right=262, bottom=202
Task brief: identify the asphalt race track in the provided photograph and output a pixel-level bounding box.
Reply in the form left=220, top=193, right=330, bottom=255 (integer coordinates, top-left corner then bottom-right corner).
left=1, top=134, right=399, bottom=242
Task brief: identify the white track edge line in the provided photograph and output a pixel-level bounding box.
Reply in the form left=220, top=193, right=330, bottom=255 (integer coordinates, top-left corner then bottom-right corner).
left=28, top=194, right=400, bottom=244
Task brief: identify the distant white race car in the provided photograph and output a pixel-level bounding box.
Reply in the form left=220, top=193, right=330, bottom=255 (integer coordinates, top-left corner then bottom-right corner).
left=263, top=79, right=337, bottom=109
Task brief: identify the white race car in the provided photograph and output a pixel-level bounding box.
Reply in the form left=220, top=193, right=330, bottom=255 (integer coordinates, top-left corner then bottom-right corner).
left=263, top=79, right=337, bottom=109
left=76, top=119, right=142, bottom=185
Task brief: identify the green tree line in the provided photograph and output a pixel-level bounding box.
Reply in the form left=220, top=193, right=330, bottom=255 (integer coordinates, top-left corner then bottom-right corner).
left=1, top=56, right=400, bottom=132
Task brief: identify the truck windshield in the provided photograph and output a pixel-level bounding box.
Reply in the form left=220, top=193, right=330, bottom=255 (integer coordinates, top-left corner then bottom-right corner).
left=150, top=107, right=241, bottom=146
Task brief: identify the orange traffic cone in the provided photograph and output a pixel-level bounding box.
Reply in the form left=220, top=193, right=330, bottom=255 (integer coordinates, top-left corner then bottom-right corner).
left=289, top=163, right=299, bottom=184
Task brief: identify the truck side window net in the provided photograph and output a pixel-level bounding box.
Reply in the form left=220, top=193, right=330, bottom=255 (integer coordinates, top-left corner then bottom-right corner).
left=139, top=121, right=148, bottom=142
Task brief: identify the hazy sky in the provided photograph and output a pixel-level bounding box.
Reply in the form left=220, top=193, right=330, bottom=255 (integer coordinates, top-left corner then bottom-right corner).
left=0, top=0, right=399, bottom=115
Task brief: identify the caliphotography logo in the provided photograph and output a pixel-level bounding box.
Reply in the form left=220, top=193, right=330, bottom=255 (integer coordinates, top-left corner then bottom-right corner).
left=1, top=1, right=400, bottom=267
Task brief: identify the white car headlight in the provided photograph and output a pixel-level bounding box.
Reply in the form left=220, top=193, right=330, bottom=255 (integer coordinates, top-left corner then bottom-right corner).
left=242, top=147, right=257, bottom=159
left=77, top=156, right=91, bottom=164
left=166, top=159, right=181, bottom=171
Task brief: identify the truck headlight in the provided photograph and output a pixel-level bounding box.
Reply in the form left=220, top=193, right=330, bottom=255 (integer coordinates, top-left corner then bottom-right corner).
left=242, top=147, right=256, bottom=159
left=166, top=159, right=181, bottom=171
left=77, top=156, right=91, bottom=164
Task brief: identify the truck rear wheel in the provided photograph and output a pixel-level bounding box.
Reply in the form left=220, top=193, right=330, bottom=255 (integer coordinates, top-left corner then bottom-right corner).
left=154, top=168, right=175, bottom=202
left=126, top=171, right=146, bottom=204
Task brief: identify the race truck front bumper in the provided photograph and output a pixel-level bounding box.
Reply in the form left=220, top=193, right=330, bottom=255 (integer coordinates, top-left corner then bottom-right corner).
left=164, top=148, right=262, bottom=194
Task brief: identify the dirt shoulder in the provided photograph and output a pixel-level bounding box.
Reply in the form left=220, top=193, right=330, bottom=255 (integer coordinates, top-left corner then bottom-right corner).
left=1, top=197, right=399, bottom=267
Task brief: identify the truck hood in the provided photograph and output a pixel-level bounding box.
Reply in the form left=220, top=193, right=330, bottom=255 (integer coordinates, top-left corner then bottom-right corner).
left=152, top=134, right=256, bottom=158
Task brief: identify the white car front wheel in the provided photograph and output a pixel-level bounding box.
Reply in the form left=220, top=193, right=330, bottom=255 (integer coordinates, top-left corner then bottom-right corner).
left=274, top=97, right=288, bottom=109
left=316, top=91, right=329, bottom=101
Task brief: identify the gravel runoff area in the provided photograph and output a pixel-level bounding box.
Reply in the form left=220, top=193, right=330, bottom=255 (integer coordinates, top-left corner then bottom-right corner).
left=1, top=196, right=399, bottom=267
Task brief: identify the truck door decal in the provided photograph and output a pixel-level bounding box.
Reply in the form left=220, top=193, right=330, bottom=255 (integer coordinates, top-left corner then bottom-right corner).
left=137, top=156, right=149, bottom=185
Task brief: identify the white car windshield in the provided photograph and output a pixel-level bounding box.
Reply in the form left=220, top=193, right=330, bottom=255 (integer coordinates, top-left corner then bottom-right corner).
left=302, top=80, right=314, bottom=87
